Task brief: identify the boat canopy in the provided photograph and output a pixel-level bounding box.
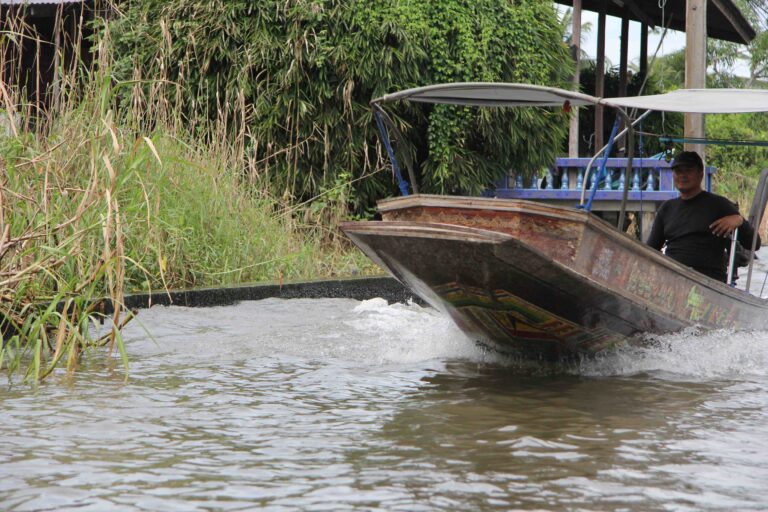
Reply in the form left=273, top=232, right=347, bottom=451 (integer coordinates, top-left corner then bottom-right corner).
left=372, top=82, right=768, bottom=115
left=370, top=83, right=599, bottom=108
left=604, top=89, right=768, bottom=114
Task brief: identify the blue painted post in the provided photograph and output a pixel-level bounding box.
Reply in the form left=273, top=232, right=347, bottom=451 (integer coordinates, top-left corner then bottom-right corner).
left=514, top=173, right=524, bottom=189
left=658, top=167, right=674, bottom=190
left=530, top=173, right=539, bottom=190
left=618, top=168, right=626, bottom=190
left=576, top=168, right=584, bottom=190
left=546, top=168, right=554, bottom=189
left=561, top=169, right=569, bottom=190
left=632, top=167, right=641, bottom=190
left=647, top=169, right=656, bottom=191
left=589, top=168, right=597, bottom=189
left=603, top=168, right=613, bottom=190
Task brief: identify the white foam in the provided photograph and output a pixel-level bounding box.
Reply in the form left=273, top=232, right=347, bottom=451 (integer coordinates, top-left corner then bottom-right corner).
left=576, top=328, right=768, bottom=379
left=120, top=297, right=768, bottom=379
left=347, top=299, right=492, bottom=364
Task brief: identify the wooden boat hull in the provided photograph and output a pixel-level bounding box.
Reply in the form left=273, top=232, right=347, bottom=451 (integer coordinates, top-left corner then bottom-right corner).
left=342, top=195, right=768, bottom=358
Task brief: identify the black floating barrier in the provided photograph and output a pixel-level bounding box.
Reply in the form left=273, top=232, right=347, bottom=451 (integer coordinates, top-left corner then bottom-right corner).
left=114, top=276, right=423, bottom=313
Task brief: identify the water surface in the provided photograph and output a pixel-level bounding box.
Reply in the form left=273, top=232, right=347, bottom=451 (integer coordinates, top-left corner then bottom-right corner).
left=2, top=297, right=768, bottom=511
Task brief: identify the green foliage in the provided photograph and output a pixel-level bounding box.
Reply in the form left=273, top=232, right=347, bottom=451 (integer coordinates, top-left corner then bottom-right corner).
left=645, top=50, right=686, bottom=94
left=0, top=79, right=376, bottom=382
left=420, top=0, right=573, bottom=193
left=707, top=114, right=768, bottom=172
left=640, top=29, right=768, bottom=207
left=733, top=0, right=768, bottom=87
left=109, top=0, right=573, bottom=202
left=707, top=113, right=768, bottom=208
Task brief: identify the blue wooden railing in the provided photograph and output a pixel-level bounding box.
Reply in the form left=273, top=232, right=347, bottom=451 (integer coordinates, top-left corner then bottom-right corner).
left=492, top=157, right=714, bottom=203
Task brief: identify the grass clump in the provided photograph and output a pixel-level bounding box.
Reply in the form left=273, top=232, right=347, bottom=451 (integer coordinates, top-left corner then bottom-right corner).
left=1, top=40, right=378, bottom=383
left=1, top=94, right=377, bottom=382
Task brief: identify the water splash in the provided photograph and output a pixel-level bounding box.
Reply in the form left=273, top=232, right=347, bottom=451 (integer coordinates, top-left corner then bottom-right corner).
left=577, top=327, right=768, bottom=379
left=347, top=298, right=492, bottom=364
left=349, top=299, right=768, bottom=379
left=120, top=297, right=768, bottom=382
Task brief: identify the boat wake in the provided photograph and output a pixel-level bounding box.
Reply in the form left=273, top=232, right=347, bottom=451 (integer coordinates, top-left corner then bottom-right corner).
left=347, top=298, right=492, bottom=364
left=350, top=298, right=768, bottom=379
left=577, top=328, right=768, bottom=379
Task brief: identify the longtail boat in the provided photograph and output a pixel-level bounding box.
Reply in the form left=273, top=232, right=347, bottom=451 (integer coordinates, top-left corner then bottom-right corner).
left=342, top=84, right=768, bottom=359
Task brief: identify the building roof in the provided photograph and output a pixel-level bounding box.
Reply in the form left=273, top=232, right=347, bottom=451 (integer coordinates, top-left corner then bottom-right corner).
left=555, top=0, right=756, bottom=45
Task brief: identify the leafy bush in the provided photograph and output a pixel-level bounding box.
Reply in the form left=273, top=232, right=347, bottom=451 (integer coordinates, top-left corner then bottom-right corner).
left=707, top=113, right=768, bottom=209
left=109, top=0, right=573, bottom=206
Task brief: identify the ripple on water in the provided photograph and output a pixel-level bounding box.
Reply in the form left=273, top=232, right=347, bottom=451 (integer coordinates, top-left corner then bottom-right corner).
left=2, top=297, right=768, bottom=511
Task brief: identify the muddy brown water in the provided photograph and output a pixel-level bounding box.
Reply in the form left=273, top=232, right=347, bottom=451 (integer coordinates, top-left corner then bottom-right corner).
left=2, top=290, right=768, bottom=511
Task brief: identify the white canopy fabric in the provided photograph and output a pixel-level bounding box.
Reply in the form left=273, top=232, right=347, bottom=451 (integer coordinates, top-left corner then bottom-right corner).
left=372, top=83, right=768, bottom=115
left=602, top=88, right=768, bottom=114
left=371, top=83, right=600, bottom=108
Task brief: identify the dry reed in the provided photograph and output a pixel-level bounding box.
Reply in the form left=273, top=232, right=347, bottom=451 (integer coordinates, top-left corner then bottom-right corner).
left=0, top=2, right=376, bottom=382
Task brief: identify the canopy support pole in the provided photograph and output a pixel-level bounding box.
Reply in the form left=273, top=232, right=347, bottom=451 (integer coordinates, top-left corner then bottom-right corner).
left=745, top=168, right=768, bottom=292
left=616, top=107, right=635, bottom=231
left=727, top=228, right=739, bottom=286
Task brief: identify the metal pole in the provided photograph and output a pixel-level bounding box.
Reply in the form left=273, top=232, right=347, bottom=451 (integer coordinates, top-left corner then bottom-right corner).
left=616, top=107, right=634, bottom=231
left=580, top=109, right=653, bottom=205
left=727, top=228, right=739, bottom=286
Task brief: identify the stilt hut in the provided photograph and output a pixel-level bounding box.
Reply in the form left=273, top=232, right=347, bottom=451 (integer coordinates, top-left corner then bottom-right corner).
left=1, top=0, right=95, bottom=116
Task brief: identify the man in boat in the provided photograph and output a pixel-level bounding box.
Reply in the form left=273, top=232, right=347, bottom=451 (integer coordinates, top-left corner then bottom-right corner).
left=646, top=151, right=761, bottom=283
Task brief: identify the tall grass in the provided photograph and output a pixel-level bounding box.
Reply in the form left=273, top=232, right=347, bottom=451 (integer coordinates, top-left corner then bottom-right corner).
left=0, top=3, right=376, bottom=382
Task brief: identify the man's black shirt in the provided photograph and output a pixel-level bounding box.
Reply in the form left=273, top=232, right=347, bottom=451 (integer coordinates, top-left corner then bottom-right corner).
left=646, top=191, right=760, bottom=282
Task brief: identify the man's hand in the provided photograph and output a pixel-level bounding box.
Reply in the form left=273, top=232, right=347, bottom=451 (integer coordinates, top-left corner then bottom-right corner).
left=710, top=214, right=744, bottom=237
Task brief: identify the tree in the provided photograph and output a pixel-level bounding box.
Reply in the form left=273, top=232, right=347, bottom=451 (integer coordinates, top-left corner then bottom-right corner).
left=559, top=8, right=594, bottom=65
left=108, top=0, right=574, bottom=209
left=705, top=0, right=768, bottom=87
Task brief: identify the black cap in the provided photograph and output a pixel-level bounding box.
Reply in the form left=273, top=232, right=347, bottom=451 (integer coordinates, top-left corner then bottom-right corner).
left=671, top=151, right=703, bottom=170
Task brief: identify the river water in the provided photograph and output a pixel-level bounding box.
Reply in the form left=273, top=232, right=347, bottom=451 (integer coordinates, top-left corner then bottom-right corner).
left=2, top=295, right=768, bottom=511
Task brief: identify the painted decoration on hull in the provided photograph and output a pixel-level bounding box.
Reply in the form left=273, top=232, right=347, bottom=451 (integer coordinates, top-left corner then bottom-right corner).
left=583, top=235, right=741, bottom=329
left=434, top=282, right=625, bottom=354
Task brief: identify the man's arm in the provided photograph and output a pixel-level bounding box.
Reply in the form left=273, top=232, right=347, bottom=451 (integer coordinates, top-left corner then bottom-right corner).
left=709, top=210, right=761, bottom=251
left=710, top=214, right=743, bottom=237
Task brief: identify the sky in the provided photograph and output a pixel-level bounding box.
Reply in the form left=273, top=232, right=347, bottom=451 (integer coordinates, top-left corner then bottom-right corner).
left=578, top=11, right=685, bottom=69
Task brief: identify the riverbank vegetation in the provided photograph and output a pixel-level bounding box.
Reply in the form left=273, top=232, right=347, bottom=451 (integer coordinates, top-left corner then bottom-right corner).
left=0, top=71, right=373, bottom=380
left=2, top=0, right=767, bottom=381
left=1, top=0, right=572, bottom=380
left=108, top=0, right=573, bottom=203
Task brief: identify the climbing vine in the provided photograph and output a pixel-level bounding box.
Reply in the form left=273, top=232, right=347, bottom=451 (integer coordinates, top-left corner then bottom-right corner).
left=108, top=0, right=573, bottom=206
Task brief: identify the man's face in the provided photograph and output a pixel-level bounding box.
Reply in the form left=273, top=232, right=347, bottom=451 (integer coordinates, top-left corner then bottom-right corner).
left=672, top=165, right=704, bottom=194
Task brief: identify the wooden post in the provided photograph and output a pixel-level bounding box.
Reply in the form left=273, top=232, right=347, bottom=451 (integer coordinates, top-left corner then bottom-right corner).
left=639, top=22, right=648, bottom=87
left=618, top=16, right=629, bottom=155
left=685, top=0, right=706, bottom=159
left=595, top=6, right=606, bottom=152
left=619, top=16, right=629, bottom=98
left=641, top=211, right=656, bottom=242
left=568, top=0, right=582, bottom=158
